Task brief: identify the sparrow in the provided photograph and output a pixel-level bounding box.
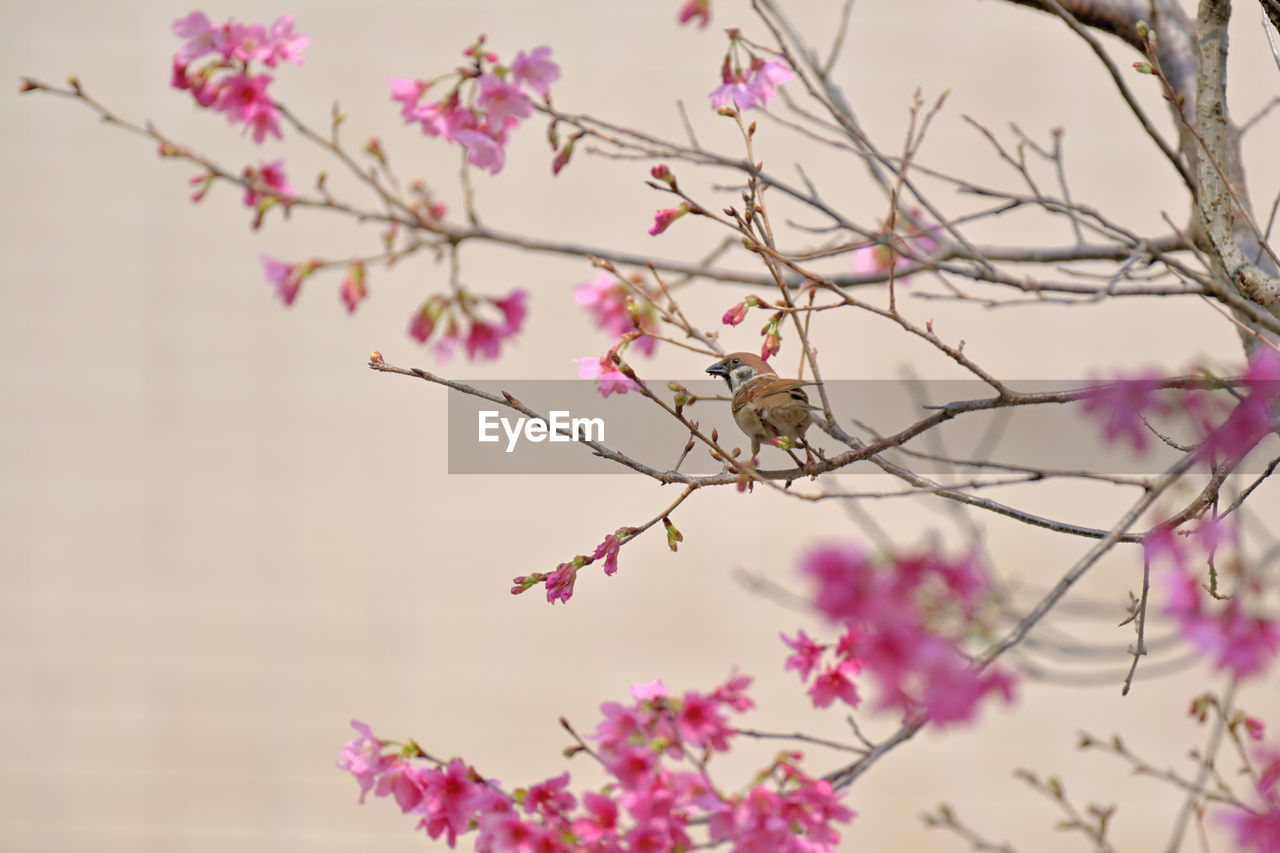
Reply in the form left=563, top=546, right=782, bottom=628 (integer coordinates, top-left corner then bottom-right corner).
left=706, top=351, right=817, bottom=466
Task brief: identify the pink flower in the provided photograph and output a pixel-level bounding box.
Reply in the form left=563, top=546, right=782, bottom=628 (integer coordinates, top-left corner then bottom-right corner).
left=798, top=543, right=1014, bottom=725
left=1260, top=747, right=1280, bottom=798
left=782, top=630, right=825, bottom=680
left=1143, top=522, right=1188, bottom=572
left=572, top=791, right=619, bottom=843
left=419, top=759, right=480, bottom=846
left=574, top=272, right=657, bottom=355
left=604, top=745, right=657, bottom=789
left=1080, top=371, right=1165, bottom=452
left=409, top=306, right=435, bottom=344
left=808, top=662, right=861, bottom=709
left=575, top=355, right=639, bottom=397
left=228, top=22, right=270, bottom=64
left=265, top=15, right=309, bottom=66
left=1195, top=348, right=1280, bottom=464
left=710, top=773, right=853, bottom=852
left=335, top=719, right=390, bottom=803
left=709, top=55, right=792, bottom=111
left=464, top=322, right=501, bottom=360
left=759, top=332, right=780, bottom=363
left=745, top=56, right=793, bottom=103
left=244, top=103, right=282, bottom=143
left=172, top=11, right=224, bottom=66
left=801, top=543, right=876, bottom=623
left=340, top=265, right=366, bottom=314
left=262, top=255, right=303, bottom=306
left=722, top=301, right=749, bottom=326
left=477, top=814, right=540, bottom=851
left=492, top=289, right=528, bottom=335
left=510, top=46, right=560, bottom=98
left=551, top=142, right=574, bottom=175
left=1191, top=601, right=1279, bottom=680
left=631, top=679, right=669, bottom=702
left=188, top=72, right=220, bottom=108
left=709, top=68, right=756, bottom=111
left=678, top=0, right=711, bottom=28
left=675, top=690, right=733, bottom=751
left=1150, top=518, right=1279, bottom=681
left=594, top=701, right=645, bottom=755
left=1222, top=806, right=1280, bottom=853
left=917, top=647, right=1015, bottom=725
left=389, top=77, right=430, bottom=120
left=214, top=73, right=281, bottom=143
left=475, top=73, right=532, bottom=126
left=1162, top=569, right=1279, bottom=681
left=415, top=96, right=473, bottom=140
left=545, top=561, right=577, bottom=604
left=453, top=128, right=507, bottom=174
left=374, top=762, right=426, bottom=813
left=592, top=533, right=623, bottom=575
left=242, top=159, right=294, bottom=208
left=214, top=73, right=271, bottom=122
left=711, top=672, right=754, bottom=712
left=433, top=319, right=461, bottom=362
left=522, top=772, right=576, bottom=818
left=648, top=205, right=689, bottom=236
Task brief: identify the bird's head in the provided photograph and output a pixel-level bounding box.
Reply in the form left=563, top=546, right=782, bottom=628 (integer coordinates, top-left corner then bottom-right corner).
left=706, top=351, right=775, bottom=391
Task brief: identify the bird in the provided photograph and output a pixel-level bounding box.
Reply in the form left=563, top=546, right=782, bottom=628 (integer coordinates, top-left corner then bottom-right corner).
left=706, top=351, right=818, bottom=467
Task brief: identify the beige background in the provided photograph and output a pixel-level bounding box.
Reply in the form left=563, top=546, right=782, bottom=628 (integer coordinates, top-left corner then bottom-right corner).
left=4, top=1, right=1279, bottom=851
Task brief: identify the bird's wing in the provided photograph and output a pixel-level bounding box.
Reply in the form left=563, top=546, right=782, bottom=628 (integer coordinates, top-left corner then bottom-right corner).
left=734, top=377, right=814, bottom=436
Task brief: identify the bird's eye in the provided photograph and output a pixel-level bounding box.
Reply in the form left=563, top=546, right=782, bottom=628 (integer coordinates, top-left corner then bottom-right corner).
left=729, top=358, right=740, bottom=366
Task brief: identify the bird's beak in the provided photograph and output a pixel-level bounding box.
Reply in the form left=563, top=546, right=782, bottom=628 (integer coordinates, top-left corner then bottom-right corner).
left=706, top=361, right=728, bottom=377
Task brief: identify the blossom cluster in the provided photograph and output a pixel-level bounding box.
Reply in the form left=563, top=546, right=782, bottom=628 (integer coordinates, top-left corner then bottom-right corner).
left=1081, top=348, right=1280, bottom=463
left=409, top=288, right=528, bottom=361
left=709, top=52, right=794, bottom=112
left=572, top=270, right=662, bottom=397
left=574, top=272, right=659, bottom=356
left=239, top=159, right=295, bottom=229
left=336, top=676, right=854, bottom=852
left=793, top=544, right=1016, bottom=726
left=1213, top=710, right=1280, bottom=853
left=1144, top=516, right=1279, bottom=681
left=389, top=38, right=559, bottom=175
left=513, top=527, right=639, bottom=604
left=169, top=11, right=308, bottom=143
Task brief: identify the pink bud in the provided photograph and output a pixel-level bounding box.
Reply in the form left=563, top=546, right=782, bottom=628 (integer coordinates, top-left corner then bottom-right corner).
left=722, top=302, right=749, bottom=326
left=648, top=204, right=689, bottom=236
left=761, top=331, right=781, bottom=360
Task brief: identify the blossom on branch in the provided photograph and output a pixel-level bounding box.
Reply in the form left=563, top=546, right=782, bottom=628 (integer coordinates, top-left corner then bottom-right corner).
left=574, top=270, right=658, bottom=355
left=1193, top=348, right=1280, bottom=466
left=795, top=543, right=1015, bottom=725
left=648, top=205, right=690, bottom=236
left=169, top=10, right=305, bottom=143
left=1079, top=370, right=1166, bottom=452
left=387, top=39, right=559, bottom=175
left=1146, top=516, right=1279, bottom=681
left=574, top=355, right=638, bottom=397
left=338, top=680, right=853, bottom=851
left=709, top=53, right=793, bottom=111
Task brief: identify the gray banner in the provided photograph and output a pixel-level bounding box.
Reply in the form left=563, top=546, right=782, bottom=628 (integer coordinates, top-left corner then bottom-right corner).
left=444, top=379, right=1278, bottom=475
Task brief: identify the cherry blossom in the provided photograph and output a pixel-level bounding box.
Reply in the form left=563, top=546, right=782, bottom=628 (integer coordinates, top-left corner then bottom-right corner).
left=510, top=46, right=560, bottom=98
left=574, top=271, right=658, bottom=355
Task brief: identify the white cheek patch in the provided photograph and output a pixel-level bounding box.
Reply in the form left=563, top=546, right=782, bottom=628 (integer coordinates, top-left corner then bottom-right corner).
left=730, top=365, right=755, bottom=388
